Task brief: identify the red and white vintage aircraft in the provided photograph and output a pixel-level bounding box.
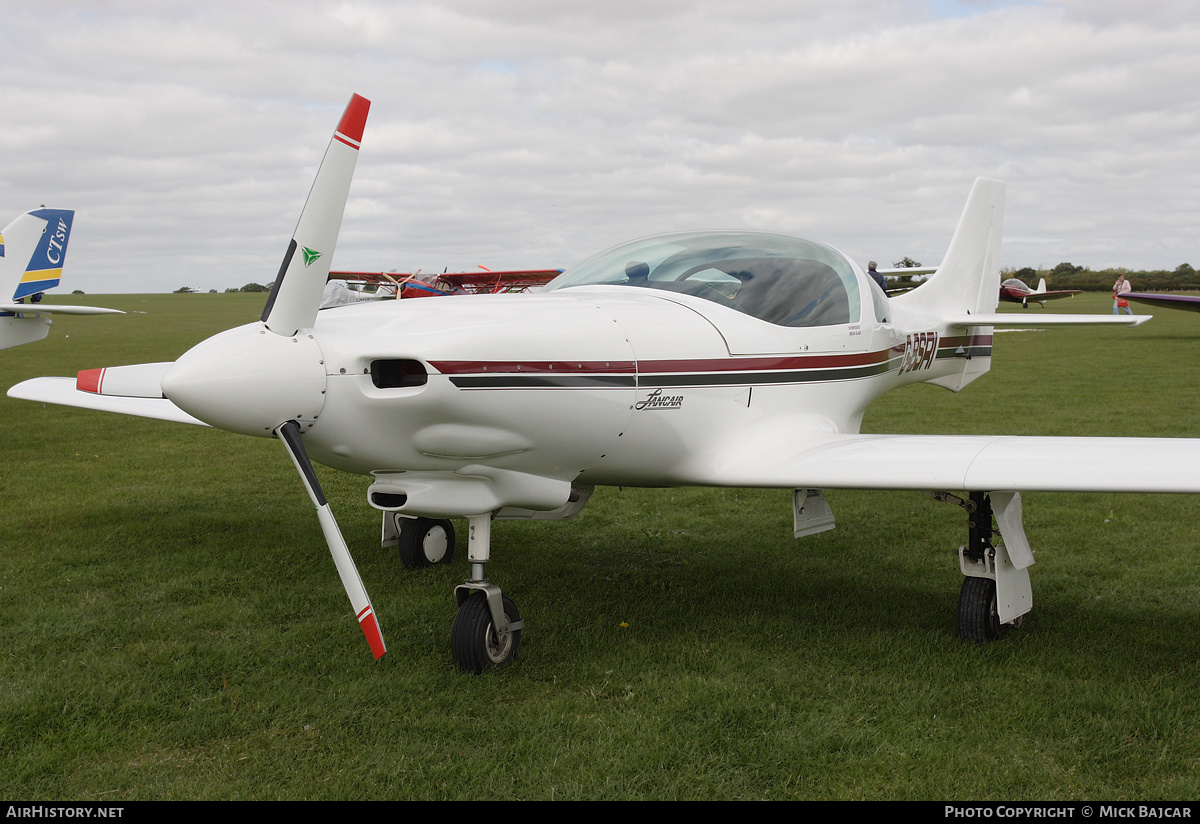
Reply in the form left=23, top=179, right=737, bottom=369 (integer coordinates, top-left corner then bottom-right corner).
left=0, top=208, right=122, bottom=350
left=998, top=276, right=1081, bottom=308
left=12, top=94, right=1200, bottom=672
left=329, top=267, right=563, bottom=299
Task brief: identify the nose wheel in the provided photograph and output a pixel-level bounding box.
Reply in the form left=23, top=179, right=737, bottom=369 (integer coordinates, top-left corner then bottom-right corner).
left=452, top=588, right=523, bottom=673
left=450, top=513, right=524, bottom=673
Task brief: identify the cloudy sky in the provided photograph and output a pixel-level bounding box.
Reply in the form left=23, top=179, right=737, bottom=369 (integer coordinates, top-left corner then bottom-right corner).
left=3, top=0, right=1197, bottom=294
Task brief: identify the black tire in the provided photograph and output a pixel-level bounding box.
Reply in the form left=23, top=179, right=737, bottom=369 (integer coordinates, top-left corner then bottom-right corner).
left=958, top=576, right=1010, bottom=642
left=397, top=518, right=454, bottom=569
left=451, top=592, right=522, bottom=673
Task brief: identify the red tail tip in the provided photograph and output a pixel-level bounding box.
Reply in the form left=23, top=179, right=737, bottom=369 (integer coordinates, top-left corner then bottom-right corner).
left=337, top=94, right=371, bottom=144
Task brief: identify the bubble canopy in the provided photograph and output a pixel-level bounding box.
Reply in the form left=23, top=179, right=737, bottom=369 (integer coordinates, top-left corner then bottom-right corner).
left=544, top=231, right=862, bottom=328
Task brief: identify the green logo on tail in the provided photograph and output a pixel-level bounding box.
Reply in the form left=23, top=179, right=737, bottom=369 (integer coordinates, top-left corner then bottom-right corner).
left=302, top=247, right=322, bottom=267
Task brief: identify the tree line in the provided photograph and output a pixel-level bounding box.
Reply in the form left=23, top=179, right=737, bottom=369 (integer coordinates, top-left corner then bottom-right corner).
left=1007, top=262, right=1200, bottom=292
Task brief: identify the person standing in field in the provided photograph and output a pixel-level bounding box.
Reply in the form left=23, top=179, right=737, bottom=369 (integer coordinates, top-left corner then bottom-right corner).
left=1113, top=274, right=1133, bottom=315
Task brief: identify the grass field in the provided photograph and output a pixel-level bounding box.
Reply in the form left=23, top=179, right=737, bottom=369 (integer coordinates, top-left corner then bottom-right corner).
left=3, top=291, right=1199, bottom=800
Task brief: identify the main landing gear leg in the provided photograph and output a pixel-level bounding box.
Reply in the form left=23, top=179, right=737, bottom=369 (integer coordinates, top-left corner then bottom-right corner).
left=451, top=513, right=524, bottom=673
left=931, top=491, right=1034, bottom=642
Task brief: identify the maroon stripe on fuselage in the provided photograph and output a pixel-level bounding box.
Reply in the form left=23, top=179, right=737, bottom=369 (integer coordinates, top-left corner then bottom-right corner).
left=430, top=349, right=891, bottom=378
left=429, top=360, right=636, bottom=375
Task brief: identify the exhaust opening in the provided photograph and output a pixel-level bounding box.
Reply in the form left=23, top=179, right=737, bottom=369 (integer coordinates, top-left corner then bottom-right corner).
left=371, top=491, right=408, bottom=509
left=370, top=359, right=427, bottom=389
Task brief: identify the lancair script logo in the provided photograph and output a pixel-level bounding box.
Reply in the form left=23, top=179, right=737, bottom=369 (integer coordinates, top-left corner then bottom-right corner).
left=635, top=388, right=684, bottom=411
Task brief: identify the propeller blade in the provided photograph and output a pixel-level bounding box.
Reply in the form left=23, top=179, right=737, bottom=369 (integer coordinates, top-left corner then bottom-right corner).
left=276, top=419, right=386, bottom=659
left=261, top=93, right=370, bottom=337
left=76, top=362, right=174, bottom=398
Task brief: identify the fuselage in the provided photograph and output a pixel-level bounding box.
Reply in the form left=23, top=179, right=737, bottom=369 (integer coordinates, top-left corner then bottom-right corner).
left=161, top=231, right=993, bottom=517
left=305, top=287, right=981, bottom=485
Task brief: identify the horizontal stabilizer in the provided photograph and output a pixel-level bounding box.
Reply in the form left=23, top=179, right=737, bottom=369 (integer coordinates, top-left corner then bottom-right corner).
left=0, top=304, right=123, bottom=315
left=949, top=313, right=1149, bottom=327
left=8, top=377, right=208, bottom=426
left=877, top=266, right=938, bottom=276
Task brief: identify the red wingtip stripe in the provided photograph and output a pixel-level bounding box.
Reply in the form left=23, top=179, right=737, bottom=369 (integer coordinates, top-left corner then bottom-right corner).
left=77, top=368, right=105, bottom=394
left=358, top=607, right=386, bottom=659
left=336, top=93, right=370, bottom=145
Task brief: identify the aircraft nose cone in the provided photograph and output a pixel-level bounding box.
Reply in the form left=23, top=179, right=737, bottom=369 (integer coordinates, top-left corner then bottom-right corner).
left=162, top=323, right=327, bottom=437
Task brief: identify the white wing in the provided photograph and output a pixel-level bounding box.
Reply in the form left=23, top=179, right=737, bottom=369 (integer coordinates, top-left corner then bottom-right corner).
left=696, top=431, right=1200, bottom=494
left=0, top=304, right=123, bottom=315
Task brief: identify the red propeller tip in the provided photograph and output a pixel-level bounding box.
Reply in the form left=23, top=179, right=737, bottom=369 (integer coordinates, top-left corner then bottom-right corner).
left=358, top=607, right=386, bottom=659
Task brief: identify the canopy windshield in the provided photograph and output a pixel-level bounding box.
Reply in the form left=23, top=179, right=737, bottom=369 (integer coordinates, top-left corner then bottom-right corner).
left=545, top=232, right=861, bottom=328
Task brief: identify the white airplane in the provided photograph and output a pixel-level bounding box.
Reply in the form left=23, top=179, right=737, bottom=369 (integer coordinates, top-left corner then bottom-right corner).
left=11, top=94, right=1200, bottom=673
left=0, top=208, right=123, bottom=349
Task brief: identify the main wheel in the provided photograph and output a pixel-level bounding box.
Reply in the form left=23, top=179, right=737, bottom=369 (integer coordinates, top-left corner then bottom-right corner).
left=958, top=576, right=1010, bottom=642
left=397, top=518, right=455, bottom=569
left=451, top=592, right=522, bottom=673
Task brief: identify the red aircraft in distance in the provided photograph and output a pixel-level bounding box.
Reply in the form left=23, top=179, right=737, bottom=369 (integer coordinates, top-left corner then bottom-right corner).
left=329, top=267, right=563, bottom=299
left=1122, top=292, right=1200, bottom=313
left=999, top=277, right=1081, bottom=308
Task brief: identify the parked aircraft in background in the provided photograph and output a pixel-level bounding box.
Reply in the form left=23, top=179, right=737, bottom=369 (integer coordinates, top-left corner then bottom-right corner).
left=329, top=267, right=564, bottom=299
left=0, top=209, right=122, bottom=350
left=998, top=277, right=1080, bottom=308
left=1123, top=292, right=1200, bottom=313
left=19, top=95, right=1200, bottom=677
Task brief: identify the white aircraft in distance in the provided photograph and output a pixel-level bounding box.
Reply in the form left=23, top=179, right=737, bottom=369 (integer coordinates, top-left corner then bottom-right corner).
left=0, top=208, right=123, bottom=349
left=12, top=94, right=1200, bottom=674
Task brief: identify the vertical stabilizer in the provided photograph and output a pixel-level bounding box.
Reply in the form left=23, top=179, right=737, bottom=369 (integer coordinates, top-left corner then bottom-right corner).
left=0, top=209, right=75, bottom=302
left=891, top=178, right=1005, bottom=392
left=893, top=178, right=1005, bottom=318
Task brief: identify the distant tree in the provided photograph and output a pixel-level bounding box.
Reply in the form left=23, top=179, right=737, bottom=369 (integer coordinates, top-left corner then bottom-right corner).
left=1013, top=267, right=1036, bottom=281
left=240, top=283, right=269, bottom=292
left=174, top=286, right=197, bottom=293
left=209, top=289, right=217, bottom=294
left=1175, top=263, right=1195, bottom=276
left=71, top=289, right=85, bottom=295
left=889, top=256, right=923, bottom=284
left=1052, top=261, right=1085, bottom=275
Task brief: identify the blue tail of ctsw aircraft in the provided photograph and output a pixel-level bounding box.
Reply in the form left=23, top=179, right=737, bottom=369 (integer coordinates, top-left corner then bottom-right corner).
left=1, top=208, right=75, bottom=301
left=0, top=208, right=122, bottom=350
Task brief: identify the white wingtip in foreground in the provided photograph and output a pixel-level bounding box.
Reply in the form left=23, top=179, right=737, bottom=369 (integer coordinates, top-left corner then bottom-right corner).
left=0, top=208, right=123, bottom=350
left=10, top=110, right=1198, bottom=670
